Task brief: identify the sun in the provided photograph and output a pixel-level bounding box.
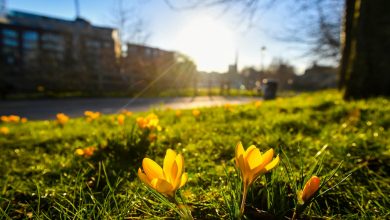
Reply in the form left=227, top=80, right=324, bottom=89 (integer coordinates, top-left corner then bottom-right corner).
left=175, top=16, right=236, bottom=72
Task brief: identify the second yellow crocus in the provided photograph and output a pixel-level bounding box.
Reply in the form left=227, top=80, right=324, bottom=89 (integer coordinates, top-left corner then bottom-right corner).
left=235, top=142, right=280, bottom=186
left=235, top=142, right=279, bottom=214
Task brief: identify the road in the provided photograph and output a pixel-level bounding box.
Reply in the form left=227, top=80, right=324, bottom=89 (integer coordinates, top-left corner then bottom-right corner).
left=0, top=96, right=261, bottom=120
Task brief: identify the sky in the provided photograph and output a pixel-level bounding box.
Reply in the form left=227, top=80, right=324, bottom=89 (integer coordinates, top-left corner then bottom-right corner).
left=7, top=0, right=313, bottom=73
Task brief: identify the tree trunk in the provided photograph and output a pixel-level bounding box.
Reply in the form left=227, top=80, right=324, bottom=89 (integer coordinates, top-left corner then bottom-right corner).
left=339, top=0, right=355, bottom=90
left=340, top=0, right=390, bottom=99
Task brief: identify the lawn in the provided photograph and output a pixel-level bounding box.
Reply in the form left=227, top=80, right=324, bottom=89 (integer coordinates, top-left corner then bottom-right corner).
left=0, top=91, right=389, bottom=219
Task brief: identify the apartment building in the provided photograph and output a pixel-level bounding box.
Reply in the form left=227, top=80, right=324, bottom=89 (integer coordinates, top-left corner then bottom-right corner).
left=0, top=10, right=122, bottom=93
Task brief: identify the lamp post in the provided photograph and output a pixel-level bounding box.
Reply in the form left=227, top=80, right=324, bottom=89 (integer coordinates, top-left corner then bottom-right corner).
left=75, top=0, right=80, bottom=18
left=260, top=46, right=266, bottom=72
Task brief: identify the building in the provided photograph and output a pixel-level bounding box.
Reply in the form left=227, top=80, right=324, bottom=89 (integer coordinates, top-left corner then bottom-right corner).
left=0, top=10, right=122, bottom=94
left=241, top=67, right=261, bottom=90
left=122, top=43, right=178, bottom=92
left=293, top=62, right=338, bottom=90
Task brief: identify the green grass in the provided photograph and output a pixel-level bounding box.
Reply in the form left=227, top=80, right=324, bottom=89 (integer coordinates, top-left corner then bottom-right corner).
left=0, top=90, right=389, bottom=219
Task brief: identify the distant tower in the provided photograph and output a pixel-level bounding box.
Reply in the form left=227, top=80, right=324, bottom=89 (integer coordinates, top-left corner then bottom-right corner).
left=234, top=50, right=239, bottom=73
left=228, top=50, right=238, bottom=74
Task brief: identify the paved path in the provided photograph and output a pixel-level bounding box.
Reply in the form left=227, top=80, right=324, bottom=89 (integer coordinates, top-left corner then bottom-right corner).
left=0, top=96, right=261, bottom=120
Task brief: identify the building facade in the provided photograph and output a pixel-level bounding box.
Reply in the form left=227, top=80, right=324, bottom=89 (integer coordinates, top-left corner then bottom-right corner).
left=0, top=11, right=122, bottom=94
left=122, top=43, right=177, bottom=92
left=293, top=63, right=338, bottom=91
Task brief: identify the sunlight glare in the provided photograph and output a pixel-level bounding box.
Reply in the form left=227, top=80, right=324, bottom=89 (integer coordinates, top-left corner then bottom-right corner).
left=176, top=17, right=236, bottom=72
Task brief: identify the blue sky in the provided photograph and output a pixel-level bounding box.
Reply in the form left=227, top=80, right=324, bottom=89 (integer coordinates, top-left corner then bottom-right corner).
left=8, top=0, right=312, bottom=73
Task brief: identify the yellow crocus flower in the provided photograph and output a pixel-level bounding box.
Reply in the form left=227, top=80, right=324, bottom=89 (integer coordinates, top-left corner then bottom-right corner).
left=1, top=116, right=9, bottom=122
left=138, top=149, right=188, bottom=197
left=148, top=133, right=157, bottom=142
left=192, top=109, right=200, bottom=117
left=74, top=146, right=96, bottom=158
left=136, top=113, right=159, bottom=130
left=84, top=111, right=100, bottom=122
left=8, top=115, right=20, bottom=123
left=117, top=114, right=125, bottom=125
left=121, top=110, right=133, bottom=117
left=0, top=126, right=9, bottom=135
left=175, top=110, right=182, bottom=117
left=75, top=148, right=84, bottom=156
left=1, top=115, right=21, bottom=123
left=146, top=113, right=159, bottom=128
left=56, top=113, right=69, bottom=125
left=298, top=176, right=321, bottom=204
left=136, top=117, right=147, bottom=129
left=224, top=103, right=233, bottom=111
left=254, top=100, right=262, bottom=108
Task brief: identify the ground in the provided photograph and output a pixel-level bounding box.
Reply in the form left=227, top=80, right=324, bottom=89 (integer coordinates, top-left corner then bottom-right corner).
left=0, top=96, right=261, bottom=120
left=0, top=90, right=389, bottom=219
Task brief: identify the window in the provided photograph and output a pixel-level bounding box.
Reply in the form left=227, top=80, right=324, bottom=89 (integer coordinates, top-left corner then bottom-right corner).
left=2, top=29, right=19, bottom=64
left=103, top=42, right=112, bottom=48
left=22, top=31, right=39, bottom=64
left=23, top=31, right=39, bottom=50
left=2, top=29, right=18, bottom=47
left=41, top=32, right=65, bottom=60
left=85, top=39, right=102, bottom=66
left=145, top=48, right=153, bottom=57
left=86, top=40, right=100, bottom=49
left=127, top=45, right=137, bottom=55
left=41, top=33, right=65, bottom=52
left=3, top=29, right=17, bottom=38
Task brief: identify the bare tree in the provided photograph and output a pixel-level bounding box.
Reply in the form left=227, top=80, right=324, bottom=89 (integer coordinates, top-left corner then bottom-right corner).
left=279, top=0, right=342, bottom=61
left=164, top=0, right=342, bottom=63
left=110, top=0, right=151, bottom=46
left=166, top=0, right=390, bottom=99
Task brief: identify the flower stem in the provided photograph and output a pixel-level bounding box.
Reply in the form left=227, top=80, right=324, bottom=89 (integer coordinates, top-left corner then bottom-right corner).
left=172, top=195, right=193, bottom=220
left=291, top=210, right=297, bottom=220
left=240, top=184, right=248, bottom=216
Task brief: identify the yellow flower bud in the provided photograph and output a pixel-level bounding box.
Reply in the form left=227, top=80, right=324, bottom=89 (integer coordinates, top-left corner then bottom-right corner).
left=299, top=176, right=321, bottom=203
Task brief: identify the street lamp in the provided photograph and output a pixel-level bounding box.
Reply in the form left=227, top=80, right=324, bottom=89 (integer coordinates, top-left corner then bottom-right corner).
left=260, top=46, right=266, bottom=72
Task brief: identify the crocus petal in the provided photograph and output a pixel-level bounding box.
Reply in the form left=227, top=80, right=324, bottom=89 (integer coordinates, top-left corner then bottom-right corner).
left=237, top=154, right=249, bottom=183
left=138, top=168, right=152, bottom=187
left=163, top=149, right=177, bottom=181
left=302, top=176, right=321, bottom=202
left=142, top=158, right=164, bottom=179
left=171, top=161, right=179, bottom=183
left=246, top=148, right=262, bottom=170
left=235, top=142, right=245, bottom=159
left=151, top=178, right=174, bottom=195
left=179, top=172, right=188, bottom=188
left=253, top=153, right=279, bottom=177
left=261, top=148, right=274, bottom=166
left=175, top=154, right=184, bottom=180
left=265, top=155, right=279, bottom=171
left=248, top=149, right=278, bottom=184
left=244, top=145, right=257, bottom=159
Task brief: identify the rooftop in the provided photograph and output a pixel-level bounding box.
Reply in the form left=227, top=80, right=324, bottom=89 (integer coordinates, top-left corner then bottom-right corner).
left=1, top=10, right=115, bottom=33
